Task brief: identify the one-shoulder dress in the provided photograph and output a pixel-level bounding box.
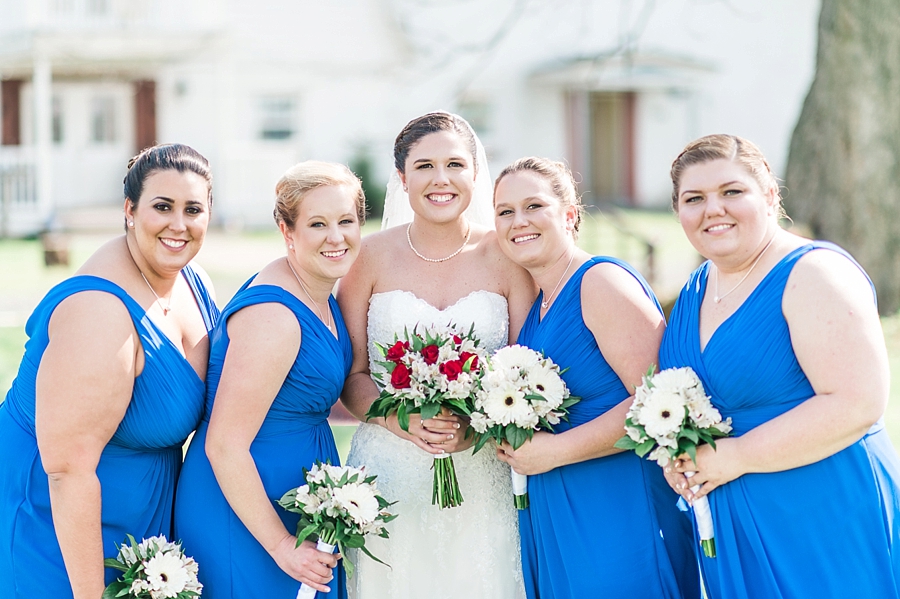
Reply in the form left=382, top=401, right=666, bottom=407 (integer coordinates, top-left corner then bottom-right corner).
left=0, top=267, right=218, bottom=598
left=516, top=256, right=699, bottom=599
left=175, top=281, right=352, bottom=599
left=660, top=242, right=900, bottom=598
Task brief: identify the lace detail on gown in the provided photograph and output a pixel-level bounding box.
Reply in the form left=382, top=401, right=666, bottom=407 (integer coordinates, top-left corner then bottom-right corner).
left=346, top=290, right=525, bottom=599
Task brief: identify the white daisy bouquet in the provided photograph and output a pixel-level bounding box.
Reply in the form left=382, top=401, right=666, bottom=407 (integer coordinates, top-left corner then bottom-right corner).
left=365, top=324, right=486, bottom=509
left=614, top=365, right=732, bottom=558
left=102, top=534, right=202, bottom=599
left=277, top=462, right=396, bottom=599
left=468, top=345, right=579, bottom=509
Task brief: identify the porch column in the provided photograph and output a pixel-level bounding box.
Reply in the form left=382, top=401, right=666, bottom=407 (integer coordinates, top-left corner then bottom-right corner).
left=33, top=55, right=52, bottom=221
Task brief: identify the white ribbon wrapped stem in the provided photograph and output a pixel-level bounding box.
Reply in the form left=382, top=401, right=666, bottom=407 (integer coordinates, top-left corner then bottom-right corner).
left=510, top=468, right=527, bottom=496
left=296, top=539, right=337, bottom=599
left=685, top=471, right=714, bottom=541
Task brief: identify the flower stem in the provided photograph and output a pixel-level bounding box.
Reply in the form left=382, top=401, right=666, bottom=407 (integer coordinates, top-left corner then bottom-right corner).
left=432, top=454, right=463, bottom=509
left=514, top=493, right=529, bottom=510
left=701, top=538, right=716, bottom=558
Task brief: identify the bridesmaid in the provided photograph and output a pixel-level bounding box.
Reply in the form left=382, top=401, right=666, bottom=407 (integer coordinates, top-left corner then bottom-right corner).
left=661, top=134, right=900, bottom=598
left=0, top=144, right=218, bottom=598
left=493, top=157, right=698, bottom=599
left=174, top=161, right=363, bottom=598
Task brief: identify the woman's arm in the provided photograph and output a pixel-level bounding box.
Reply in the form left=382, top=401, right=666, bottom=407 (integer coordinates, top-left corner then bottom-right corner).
left=35, top=292, right=139, bottom=599
left=498, top=262, right=664, bottom=474
left=672, top=249, right=888, bottom=501
left=336, top=240, right=463, bottom=455
left=205, top=304, right=337, bottom=593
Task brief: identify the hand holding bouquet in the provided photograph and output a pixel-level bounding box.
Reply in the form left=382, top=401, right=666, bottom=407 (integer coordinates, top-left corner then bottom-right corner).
left=102, top=535, right=202, bottom=599
left=366, top=324, right=486, bottom=508
left=278, top=462, right=396, bottom=599
left=469, top=345, right=579, bottom=509
left=614, top=365, right=732, bottom=558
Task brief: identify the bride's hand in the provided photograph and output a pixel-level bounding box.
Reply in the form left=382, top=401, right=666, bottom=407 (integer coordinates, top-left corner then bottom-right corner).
left=496, top=432, right=558, bottom=475
left=384, top=412, right=466, bottom=455
left=270, top=535, right=338, bottom=593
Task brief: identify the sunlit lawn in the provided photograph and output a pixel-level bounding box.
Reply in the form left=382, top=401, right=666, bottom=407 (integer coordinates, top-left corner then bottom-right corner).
left=3, top=210, right=900, bottom=459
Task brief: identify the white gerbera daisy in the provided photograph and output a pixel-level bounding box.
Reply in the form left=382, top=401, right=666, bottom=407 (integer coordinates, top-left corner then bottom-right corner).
left=652, top=367, right=702, bottom=394
left=144, top=551, right=190, bottom=597
left=526, top=365, right=567, bottom=407
left=332, top=482, right=380, bottom=526
left=482, top=381, right=533, bottom=427
left=491, top=345, right=541, bottom=373
left=637, top=390, right=686, bottom=439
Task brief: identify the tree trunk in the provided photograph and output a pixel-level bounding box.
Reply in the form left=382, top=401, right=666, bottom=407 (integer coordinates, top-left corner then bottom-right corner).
left=785, top=0, right=900, bottom=314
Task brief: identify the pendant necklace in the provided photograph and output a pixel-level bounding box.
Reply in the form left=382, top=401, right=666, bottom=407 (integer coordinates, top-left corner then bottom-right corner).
left=127, top=239, right=173, bottom=315
left=541, top=253, right=576, bottom=310
left=140, top=272, right=173, bottom=315
left=407, top=223, right=471, bottom=263
left=713, top=236, right=776, bottom=303
left=286, top=257, right=332, bottom=330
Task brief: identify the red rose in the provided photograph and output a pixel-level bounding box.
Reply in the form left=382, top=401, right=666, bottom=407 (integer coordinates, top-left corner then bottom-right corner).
left=390, top=362, right=411, bottom=389
left=439, top=360, right=463, bottom=381
left=460, top=351, right=479, bottom=371
left=386, top=341, right=406, bottom=362
left=421, top=344, right=440, bottom=365
left=453, top=334, right=462, bottom=345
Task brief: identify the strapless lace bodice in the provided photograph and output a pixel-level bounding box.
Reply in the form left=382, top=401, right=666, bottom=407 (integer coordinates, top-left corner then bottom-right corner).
left=346, top=289, right=524, bottom=599
left=366, top=289, right=509, bottom=374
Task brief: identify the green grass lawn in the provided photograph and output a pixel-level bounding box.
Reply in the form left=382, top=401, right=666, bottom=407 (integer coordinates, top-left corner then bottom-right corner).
left=2, top=210, right=900, bottom=458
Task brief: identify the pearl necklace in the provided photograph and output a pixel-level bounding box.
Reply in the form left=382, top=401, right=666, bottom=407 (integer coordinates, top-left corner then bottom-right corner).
left=541, top=253, right=576, bottom=310
left=713, top=236, right=776, bottom=303
left=406, top=223, right=471, bottom=263
left=286, top=257, right=332, bottom=330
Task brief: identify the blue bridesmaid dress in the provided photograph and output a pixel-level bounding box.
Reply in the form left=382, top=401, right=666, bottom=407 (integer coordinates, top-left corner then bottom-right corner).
left=0, top=267, right=218, bottom=598
left=516, top=256, right=699, bottom=599
left=660, top=242, right=900, bottom=598
left=175, top=281, right=351, bottom=599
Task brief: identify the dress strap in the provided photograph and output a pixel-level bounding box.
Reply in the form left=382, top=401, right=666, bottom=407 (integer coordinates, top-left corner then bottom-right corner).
left=180, top=263, right=220, bottom=332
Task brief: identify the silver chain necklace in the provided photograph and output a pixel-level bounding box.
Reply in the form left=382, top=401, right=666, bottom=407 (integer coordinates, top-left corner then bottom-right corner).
left=140, top=272, right=173, bottom=316
left=713, top=236, right=775, bottom=303
left=406, top=223, right=471, bottom=263
left=285, top=257, right=332, bottom=330
left=541, top=253, right=576, bottom=310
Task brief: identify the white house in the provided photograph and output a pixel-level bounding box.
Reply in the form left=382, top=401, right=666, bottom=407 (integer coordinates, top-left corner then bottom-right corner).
left=0, top=0, right=820, bottom=236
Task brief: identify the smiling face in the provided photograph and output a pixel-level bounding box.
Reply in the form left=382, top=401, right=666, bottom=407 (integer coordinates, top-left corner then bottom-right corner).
left=675, top=158, right=778, bottom=263
left=493, top=170, right=577, bottom=269
left=125, top=169, right=211, bottom=277
left=281, top=183, right=361, bottom=283
left=399, top=130, right=476, bottom=225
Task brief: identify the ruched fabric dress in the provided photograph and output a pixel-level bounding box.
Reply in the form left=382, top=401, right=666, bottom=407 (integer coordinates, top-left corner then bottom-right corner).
left=660, top=242, right=900, bottom=599
left=516, top=257, right=699, bottom=599
left=0, top=267, right=218, bottom=598
left=175, top=281, right=351, bottom=599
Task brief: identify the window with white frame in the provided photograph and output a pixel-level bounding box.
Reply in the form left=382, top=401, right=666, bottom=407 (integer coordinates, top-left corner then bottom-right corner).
left=258, top=96, right=296, bottom=141
left=91, top=96, right=116, bottom=143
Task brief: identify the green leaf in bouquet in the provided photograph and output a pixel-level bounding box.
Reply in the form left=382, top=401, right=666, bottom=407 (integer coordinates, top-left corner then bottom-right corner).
left=397, top=402, right=410, bottom=432
left=471, top=434, right=491, bottom=455
left=559, top=396, right=581, bottom=411
left=103, top=557, right=128, bottom=572
left=635, top=438, right=656, bottom=458
left=443, top=398, right=469, bottom=415
left=342, top=533, right=365, bottom=549
left=101, top=580, right=129, bottom=599
left=375, top=359, right=396, bottom=371
left=505, top=424, right=528, bottom=450
left=524, top=394, right=545, bottom=402
left=614, top=435, right=641, bottom=451
left=295, top=522, right=319, bottom=546
left=410, top=332, right=424, bottom=352
left=359, top=543, right=392, bottom=570
left=683, top=443, right=698, bottom=465
left=419, top=402, right=441, bottom=422
left=681, top=428, right=700, bottom=444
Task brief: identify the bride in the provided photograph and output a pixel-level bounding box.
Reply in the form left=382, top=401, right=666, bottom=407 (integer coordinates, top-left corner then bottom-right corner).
left=337, top=112, right=534, bottom=598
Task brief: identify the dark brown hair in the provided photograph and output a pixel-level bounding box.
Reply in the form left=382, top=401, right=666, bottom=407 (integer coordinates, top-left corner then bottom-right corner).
left=393, top=112, right=478, bottom=174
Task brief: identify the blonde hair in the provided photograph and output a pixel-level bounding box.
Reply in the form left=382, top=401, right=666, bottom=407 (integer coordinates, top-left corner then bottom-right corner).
left=274, top=161, right=366, bottom=228
left=494, top=157, right=584, bottom=239
left=670, top=134, right=783, bottom=216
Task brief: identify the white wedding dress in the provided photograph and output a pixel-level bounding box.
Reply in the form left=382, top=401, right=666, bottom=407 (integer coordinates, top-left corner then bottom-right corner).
left=346, top=289, right=526, bottom=599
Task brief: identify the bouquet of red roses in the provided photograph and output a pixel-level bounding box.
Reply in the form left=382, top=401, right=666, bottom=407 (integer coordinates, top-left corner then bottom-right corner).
left=366, top=324, right=485, bottom=508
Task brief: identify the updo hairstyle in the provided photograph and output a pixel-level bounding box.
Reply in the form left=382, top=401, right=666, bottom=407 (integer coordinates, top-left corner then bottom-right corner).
left=494, top=157, right=584, bottom=239
left=124, top=143, right=213, bottom=209
left=670, top=134, right=782, bottom=214
left=393, top=112, right=478, bottom=175
left=274, top=161, right=366, bottom=229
